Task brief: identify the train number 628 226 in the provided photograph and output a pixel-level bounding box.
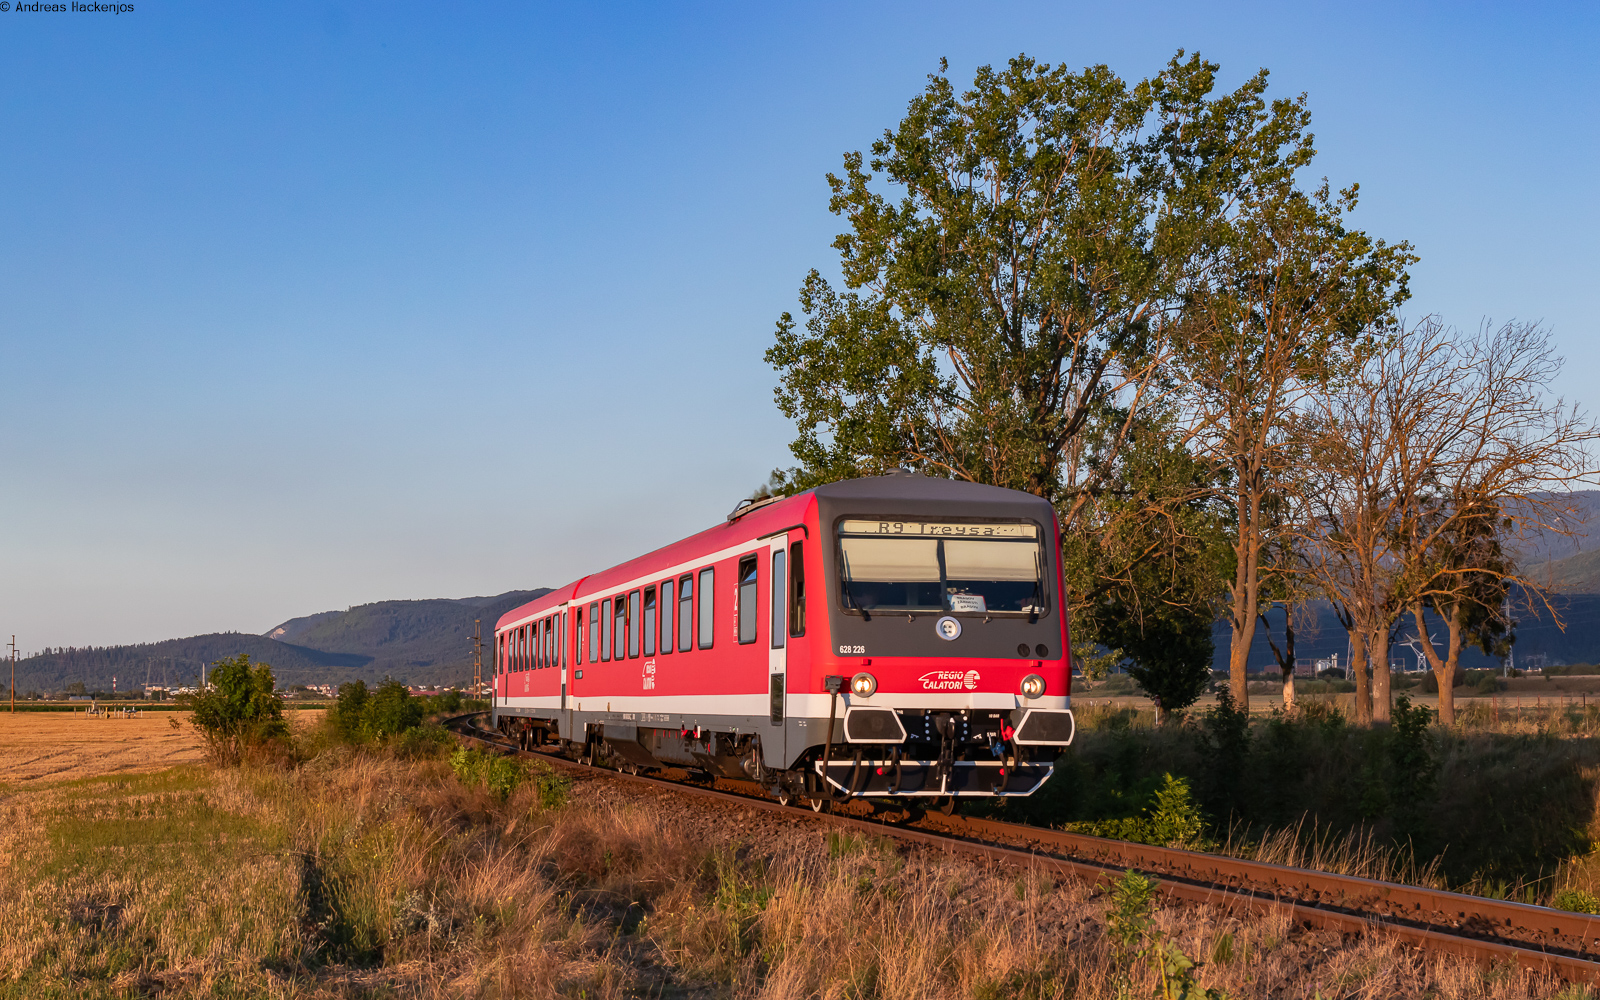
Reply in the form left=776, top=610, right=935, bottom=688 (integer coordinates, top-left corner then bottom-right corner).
left=837, top=644, right=866, bottom=655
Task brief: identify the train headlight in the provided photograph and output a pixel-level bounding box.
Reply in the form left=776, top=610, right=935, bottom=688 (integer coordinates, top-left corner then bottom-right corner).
left=851, top=672, right=878, bottom=697
left=1020, top=674, right=1046, bottom=698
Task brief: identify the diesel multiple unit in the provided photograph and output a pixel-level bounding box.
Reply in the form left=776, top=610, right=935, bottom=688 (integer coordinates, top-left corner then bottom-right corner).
left=492, top=472, right=1075, bottom=809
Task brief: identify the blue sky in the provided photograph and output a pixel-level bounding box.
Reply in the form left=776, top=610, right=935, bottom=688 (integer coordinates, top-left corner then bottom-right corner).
left=2, top=1, right=1595, bottom=651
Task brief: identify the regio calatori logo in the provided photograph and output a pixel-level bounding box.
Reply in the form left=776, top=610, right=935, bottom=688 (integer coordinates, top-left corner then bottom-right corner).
left=919, top=669, right=980, bottom=692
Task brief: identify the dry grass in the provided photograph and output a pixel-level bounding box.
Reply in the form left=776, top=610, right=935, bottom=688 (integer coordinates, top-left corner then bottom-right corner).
left=0, top=739, right=1586, bottom=998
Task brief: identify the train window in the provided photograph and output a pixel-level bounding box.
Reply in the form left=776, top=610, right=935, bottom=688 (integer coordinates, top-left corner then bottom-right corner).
left=615, top=598, right=628, bottom=660
left=497, top=634, right=505, bottom=674
left=836, top=521, right=1044, bottom=614
left=660, top=580, right=674, bottom=654
left=628, top=590, right=641, bottom=658
left=698, top=568, right=715, bottom=649
left=789, top=540, right=805, bottom=637
left=771, top=549, right=786, bottom=648
left=588, top=602, right=600, bottom=662
left=738, top=555, right=758, bottom=644
left=643, top=588, right=657, bottom=656
left=575, top=608, right=585, bottom=665
left=543, top=618, right=552, bottom=668
left=601, top=599, right=612, bottom=661
left=559, top=612, right=565, bottom=668
left=678, top=575, right=693, bottom=652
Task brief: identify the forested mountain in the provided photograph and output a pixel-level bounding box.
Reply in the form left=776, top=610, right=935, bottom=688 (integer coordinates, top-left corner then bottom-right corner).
left=262, top=590, right=549, bottom=679
left=8, top=590, right=547, bottom=697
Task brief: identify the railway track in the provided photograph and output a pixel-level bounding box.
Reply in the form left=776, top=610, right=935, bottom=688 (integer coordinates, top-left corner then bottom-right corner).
left=446, top=713, right=1600, bottom=983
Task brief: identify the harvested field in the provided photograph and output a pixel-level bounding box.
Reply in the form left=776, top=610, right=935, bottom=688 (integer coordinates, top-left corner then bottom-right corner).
left=0, top=708, right=321, bottom=784
left=0, top=711, right=205, bottom=784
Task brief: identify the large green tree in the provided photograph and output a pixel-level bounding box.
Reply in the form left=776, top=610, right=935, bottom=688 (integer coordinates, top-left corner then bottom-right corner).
left=766, top=52, right=1317, bottom=693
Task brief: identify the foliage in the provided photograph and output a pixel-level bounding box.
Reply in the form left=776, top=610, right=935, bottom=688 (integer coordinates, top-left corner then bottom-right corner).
left=1554, top=889, right=1600, bottom=914
left=1105, top=869, right=1230, bottom=999
left=1071, top=415, right=1229, bottom=720
left=448, top=746, right=570, bottom=807
left=186, top=654, right=287, bottom=765
left=1198, top=690, right=1252, bottom=819
left=1066, top=773, right=1211, bottom=850
left=329, top=678, right=446, bottom=746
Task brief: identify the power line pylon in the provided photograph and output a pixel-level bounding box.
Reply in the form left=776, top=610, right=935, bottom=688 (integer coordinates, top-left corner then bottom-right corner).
left=471, top=619, right=483, bottom=697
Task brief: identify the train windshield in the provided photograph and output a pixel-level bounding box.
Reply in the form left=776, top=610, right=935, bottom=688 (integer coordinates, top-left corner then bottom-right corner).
left=837, top=520, right=1045, bottom=614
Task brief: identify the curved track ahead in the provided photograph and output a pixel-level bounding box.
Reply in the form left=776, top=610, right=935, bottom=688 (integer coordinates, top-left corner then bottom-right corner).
left=447, top=713, right=1600, bottom=984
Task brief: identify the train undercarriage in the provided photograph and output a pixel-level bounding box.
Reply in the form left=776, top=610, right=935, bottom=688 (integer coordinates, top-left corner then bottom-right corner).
left=495, top=705, right=1073, bottom=812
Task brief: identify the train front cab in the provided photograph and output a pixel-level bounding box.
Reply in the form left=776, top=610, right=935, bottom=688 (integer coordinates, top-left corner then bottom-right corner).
left=777, top=474, right=1076, bottom=804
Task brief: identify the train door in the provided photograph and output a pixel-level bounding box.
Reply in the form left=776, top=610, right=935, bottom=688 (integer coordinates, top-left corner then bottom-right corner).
left=767, top=534, right=790, bottom=762
left=560, top=608, right=569, bottom=710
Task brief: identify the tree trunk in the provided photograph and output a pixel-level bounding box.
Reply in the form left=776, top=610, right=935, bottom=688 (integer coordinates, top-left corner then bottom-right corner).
left=1350, top=628, right=1371, bottom=726
left=1282, top=669, right=1296, bottom=710
left=1228, top=488, right=1261, bottom=714
left=1412, top=602, right=1463, bottom=725
left=1441, top=603, right=1464, bottom=724
left=1229, top=602, right=1257, bottom=715
left=1371, top=624, right=1391, bottom=724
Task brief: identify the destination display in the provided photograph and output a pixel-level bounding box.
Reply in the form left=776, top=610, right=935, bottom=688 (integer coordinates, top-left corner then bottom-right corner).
left=838, top=519, right=1037, bottom=539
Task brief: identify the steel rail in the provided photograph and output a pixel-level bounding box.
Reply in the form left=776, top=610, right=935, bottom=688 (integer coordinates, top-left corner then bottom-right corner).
left=447, top=714, right=1600, bottom=983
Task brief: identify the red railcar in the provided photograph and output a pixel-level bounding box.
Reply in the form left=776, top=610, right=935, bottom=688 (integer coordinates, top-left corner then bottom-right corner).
left=492, top=472, right=1075, bottom=807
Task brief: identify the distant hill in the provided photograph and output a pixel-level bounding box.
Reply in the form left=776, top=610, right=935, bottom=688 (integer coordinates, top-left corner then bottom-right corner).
left=9, top=633, right=372, bottom=697
left=261, top=590, right=549, bottom=679
left=6, top=589, right=548, bottom=697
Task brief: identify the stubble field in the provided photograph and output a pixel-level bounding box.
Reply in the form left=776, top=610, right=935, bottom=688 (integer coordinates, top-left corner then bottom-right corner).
left=0, top=711, right=206, bottom=785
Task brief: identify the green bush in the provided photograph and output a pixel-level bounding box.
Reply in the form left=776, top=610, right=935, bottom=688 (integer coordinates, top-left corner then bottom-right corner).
left=330, top=679, right=427, bottom=745
left=186, top=654, right=287, bottom=765
left=1554, top=889, right=1600, bottom=914
left=1065, top=773, right=1211, bottom=850
left=448, top=747, right=571, bottom=806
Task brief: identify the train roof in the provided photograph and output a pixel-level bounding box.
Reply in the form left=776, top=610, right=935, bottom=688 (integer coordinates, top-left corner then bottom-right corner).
left=495, top=473, right=1056, bottom=631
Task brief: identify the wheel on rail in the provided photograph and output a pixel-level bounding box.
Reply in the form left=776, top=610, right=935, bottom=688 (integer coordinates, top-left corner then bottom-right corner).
left=809, top=797, right=829, bottom=814
left=774, top=787, right=793, bottom=807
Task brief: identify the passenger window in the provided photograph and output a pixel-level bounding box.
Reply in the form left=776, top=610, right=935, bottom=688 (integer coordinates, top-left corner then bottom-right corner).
left=738, top=556, right=758, bottom=645
left=660, top=580, right=674, bottom=654
left=588, top=602, right=600, bottom=662
left=628, top=591, right=641, bottom=658
left=601, top=599, right=612, bottom=661
left=576, top=608, right=585, bottom=665
left=559, top=613, right=565, bottom=668
left=643, top=588, right=657, bottom=656
left=771, top=549, right=786, bottom=649
left=678, top=575, right=693, bottom=652
left=542, top=619, right=551, bottom=668
left=517, top=626, right=526, bottom=672
left=789, top=540, right=806, bottom=637
left=615, top=598, right=628, bottom=660
left=698, top=568, right=715, bottom=649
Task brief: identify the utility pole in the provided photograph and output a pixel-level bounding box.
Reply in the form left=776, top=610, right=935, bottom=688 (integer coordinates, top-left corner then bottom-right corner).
left=471, top=619, right=483, bottom=696
left=8, top=635, right=15, bottom=714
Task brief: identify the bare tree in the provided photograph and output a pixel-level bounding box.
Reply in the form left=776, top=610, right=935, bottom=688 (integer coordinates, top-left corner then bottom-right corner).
left=1304, top=319, right=1597, bottom=726
left=1177, top=179, right=1413, bottom=712
left=1394, top=320, right=1598, bottom=724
